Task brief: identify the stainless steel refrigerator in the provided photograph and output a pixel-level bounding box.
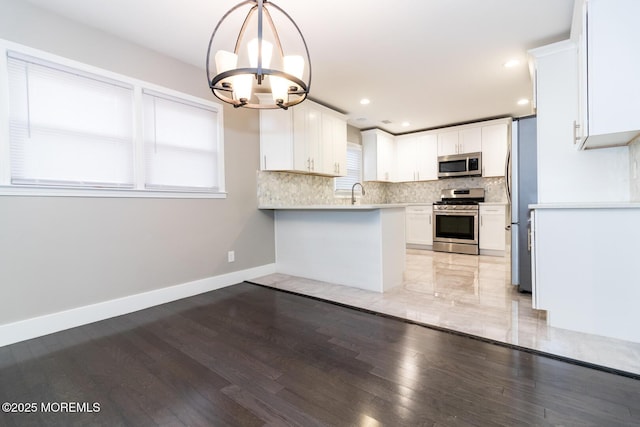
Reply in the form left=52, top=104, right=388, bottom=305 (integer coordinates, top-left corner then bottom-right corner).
left=508, top=116, right=537, bottom=293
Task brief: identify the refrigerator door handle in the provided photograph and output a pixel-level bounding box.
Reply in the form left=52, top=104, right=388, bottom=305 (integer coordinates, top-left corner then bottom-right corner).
left=527, top=210, right=534, bottom=252
left=505, top=148, right=511, bottom=204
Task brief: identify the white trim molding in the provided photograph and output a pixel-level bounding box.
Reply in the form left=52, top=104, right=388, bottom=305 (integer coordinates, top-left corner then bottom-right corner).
left=0, top=264, right=276, bottom=348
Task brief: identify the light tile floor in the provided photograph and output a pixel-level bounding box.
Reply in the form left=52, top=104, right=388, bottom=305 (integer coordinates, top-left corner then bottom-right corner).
left=252, top=249, right=640, bottom=376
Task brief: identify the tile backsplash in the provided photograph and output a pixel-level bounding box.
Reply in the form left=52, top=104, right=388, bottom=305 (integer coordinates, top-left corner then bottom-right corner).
left=257, top=171, right=507, bottom=206
left=386, top=176, right=507, bottom=204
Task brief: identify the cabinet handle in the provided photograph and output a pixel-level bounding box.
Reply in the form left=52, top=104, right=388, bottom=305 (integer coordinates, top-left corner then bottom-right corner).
left=264, top=155, right=267, bottom=170
left=417, top=171, right=420, bottom=181
left=311, top=158, right=315, bottom=171
left=307, top=157, right=310, bottom=171
left=429, top=214, right=431, bottom=225
left=573, top=120, right=581, bottom=145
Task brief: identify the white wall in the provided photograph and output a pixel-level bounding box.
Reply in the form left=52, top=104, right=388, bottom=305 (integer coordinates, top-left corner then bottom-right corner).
left=532, top=41, right=630, bottom=204
left=0, top=0, right=275, bottom=326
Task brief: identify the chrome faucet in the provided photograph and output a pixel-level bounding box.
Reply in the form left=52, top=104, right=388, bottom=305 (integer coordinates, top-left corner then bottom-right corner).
left=351, top=182, right=365, bottom=205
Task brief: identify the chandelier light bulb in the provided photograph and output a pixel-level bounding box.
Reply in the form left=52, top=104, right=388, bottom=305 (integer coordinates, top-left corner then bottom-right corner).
left=248, top=38, right=273, bottom=69
left=214, top=50, right=238, bottom=87
left=270, top=76, right=289, bottom=104
left=234, top=74, right=253, bottom=102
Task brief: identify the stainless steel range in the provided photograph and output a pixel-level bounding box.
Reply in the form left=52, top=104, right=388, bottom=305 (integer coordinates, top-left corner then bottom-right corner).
left=433, top=188, right=485, bottom=255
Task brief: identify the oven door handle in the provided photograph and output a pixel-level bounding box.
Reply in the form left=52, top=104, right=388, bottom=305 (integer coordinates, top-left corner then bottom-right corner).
left=434, top=210, right=478, bottom=217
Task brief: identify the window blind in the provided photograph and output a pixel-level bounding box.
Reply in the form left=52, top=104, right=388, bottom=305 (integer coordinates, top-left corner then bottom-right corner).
left=335, top=143, right=362, bottom=192
left=7, top=52, right=135, bottom=188
left=142, top=90, right=220, bottom=192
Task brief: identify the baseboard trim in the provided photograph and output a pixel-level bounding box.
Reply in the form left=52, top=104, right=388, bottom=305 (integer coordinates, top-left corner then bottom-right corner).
left=0, top=263, right=276, bottom=348
left=479, top=249, right=506, bottom=257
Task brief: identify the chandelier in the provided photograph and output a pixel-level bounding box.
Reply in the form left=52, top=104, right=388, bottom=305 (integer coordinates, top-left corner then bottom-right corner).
left=206, top=0, right=311, bottom=110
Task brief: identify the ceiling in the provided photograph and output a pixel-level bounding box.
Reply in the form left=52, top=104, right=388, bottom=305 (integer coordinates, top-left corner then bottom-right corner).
left=23, top=0, right=575, bottom=134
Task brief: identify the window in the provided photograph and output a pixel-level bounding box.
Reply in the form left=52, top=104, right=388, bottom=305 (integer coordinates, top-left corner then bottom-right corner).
left=7, top=52, right=135, bottom=188
left=142, top=90, right=222, bottom=192
left=335, top=143, right=362, bottom=194
left=0, top=40, right=225, bottom=198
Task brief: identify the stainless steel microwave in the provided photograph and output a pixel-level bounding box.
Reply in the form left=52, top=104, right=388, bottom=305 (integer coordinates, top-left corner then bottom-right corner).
left=437, top=152, right=482, bottom=179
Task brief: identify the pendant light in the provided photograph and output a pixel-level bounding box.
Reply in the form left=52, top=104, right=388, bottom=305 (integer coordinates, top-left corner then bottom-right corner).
left=206, top=0, right=312, bottom=110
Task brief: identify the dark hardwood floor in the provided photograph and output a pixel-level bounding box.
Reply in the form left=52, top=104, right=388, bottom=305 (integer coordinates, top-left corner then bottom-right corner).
left=1, top=283, right=639, bottom=426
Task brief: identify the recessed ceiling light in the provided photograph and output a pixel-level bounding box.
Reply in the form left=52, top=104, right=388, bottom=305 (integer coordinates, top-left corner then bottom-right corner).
left=517, top=98, right=530, bottom=105
left=503, top=59, right=521, bottom=68
left=401, top=121, right=410, bottom=127
left=360, top=98, right=370, bottom=105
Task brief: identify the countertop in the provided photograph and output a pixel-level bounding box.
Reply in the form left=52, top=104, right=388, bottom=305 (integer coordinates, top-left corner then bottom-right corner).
left=260, top=202, right=511, bottom=210
left=530, top=202, right=640, bottom=209
left=259, top=204, right=407, bottom=210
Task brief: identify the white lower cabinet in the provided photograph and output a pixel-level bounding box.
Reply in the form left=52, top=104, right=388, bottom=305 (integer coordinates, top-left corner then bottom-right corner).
left=406, top=205, right=433, bottom=247
left=479, top=204, right=506, bottom=254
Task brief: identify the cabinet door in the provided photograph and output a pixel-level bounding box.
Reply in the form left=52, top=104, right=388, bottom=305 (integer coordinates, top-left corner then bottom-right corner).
left=259, top=108, right=293, bottom=170
left=406, top=206, right=433, bottom=245
left=292, top=106, right=309, bottom=171
left=415, top=134, right=438, bottom=181
left=395, top=136, right=417, bottom=182
left=479, top=206, right=506, bottom=251
left=481, top=123, right=508, bottom=177
left=378, top=133, right=396, bottom=181
left=293, top=104, right=322, bottom=173
left=437, top=130, right=459, bottom=156
left=306, top=105, right=322, bottom=173
left=320, top=114, right=335, bottom=175
left=459, top=127, right=482, bottom=153
left=332, top=116, right=347, bottom=177
left=575, top=0, right=588, bottom=147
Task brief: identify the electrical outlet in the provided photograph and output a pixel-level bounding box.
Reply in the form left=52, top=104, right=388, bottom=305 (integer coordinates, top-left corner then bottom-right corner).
left=227, top=251, right=235, bottom=263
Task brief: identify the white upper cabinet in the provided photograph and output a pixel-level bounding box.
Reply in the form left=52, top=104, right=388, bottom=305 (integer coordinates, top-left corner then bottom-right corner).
left=293, top=102, right=322, bottom=173
left=438, top=127, right=481, bottom=156
left=572, top=0, right=640, bottom=149
left=481, top=119, right=511, bottom=178
left=364, top=118, right=509, bottom=183
left=362, top=129, right=396, bottom=182
left=459, top=127, right=482, bottom=154
left=396, top=133, right=438, bottom=182
left=321, top=112, right=347, bottom=176
left=259, top=104, right=294, bottom=172
left=259, top=97, right=347, bottom=176
left=437, top=130, right=459, bottom=156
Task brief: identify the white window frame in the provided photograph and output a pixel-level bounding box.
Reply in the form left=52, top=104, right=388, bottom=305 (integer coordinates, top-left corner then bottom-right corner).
left=334, top=142, right=363, bottom=197
left=0, top=39, right=226, bottom=199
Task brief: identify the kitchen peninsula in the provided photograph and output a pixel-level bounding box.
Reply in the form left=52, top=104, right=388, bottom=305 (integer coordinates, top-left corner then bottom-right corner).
left=260, top=205, right=406, bottom=292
